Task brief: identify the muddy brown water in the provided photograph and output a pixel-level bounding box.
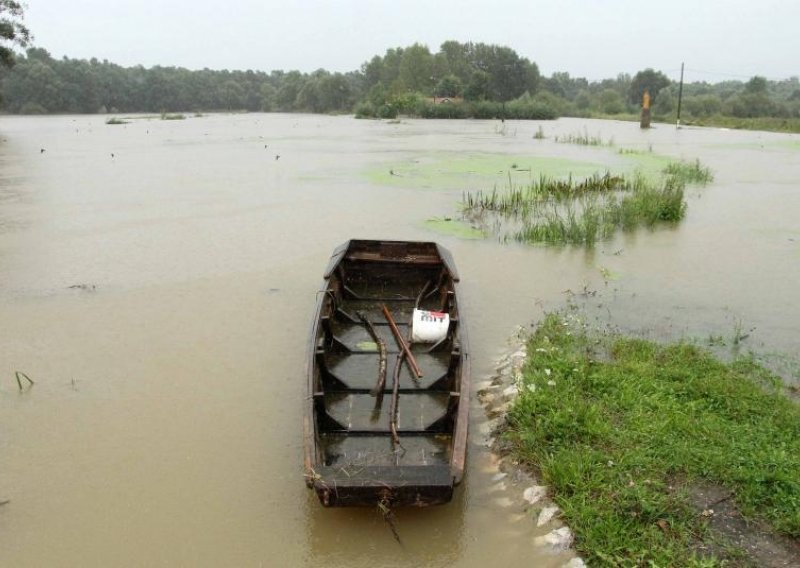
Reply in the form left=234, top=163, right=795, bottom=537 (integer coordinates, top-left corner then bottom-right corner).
left=1, top=114, right=798, bottom=566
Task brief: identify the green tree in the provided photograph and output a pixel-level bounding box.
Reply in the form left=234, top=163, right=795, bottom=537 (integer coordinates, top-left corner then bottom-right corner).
left=684, top=94, right=722, bottom=117
left=0, top=0, right=30, bottom=68
left=398, top=43, right=433, bottom=93
left=260, top=82, right=276, bottom=111
left=744, top=75, right=768, bottom=95
left=361, top=55, right=383, bottom=89
left=463, top=70, right=489, bottom=101
left=380, top=48, right=404, bottom=87
left=275, top=70, right=305, bottom=111
left=629, top=68, right=670, bottom=105
left=435, top=74, right=462, bottom=98
left=575, top=89, right=592, bottom=111
left=542, top=72, right=588, bottom=101
left=654, top=85, right=677, bottom=114
left=438, top=40, right=472, bottom=83
left=316, top=73, right=354, bottom=112
left=598, top=88, right=625, bottom=114
left=3, top=56, right=63, bottom=112
left=219, top=79, right=245, bottom=110
left=471, top=43, right=538, bottom=102
left=295, top=70, right=326, bottom=112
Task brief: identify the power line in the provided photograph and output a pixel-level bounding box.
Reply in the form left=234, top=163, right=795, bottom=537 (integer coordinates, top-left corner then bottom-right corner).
left=684, top=67, right=797, bottom=82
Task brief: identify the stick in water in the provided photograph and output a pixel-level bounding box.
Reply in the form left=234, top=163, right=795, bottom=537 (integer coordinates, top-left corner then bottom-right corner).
left=15, top=371, right=34, bottom=391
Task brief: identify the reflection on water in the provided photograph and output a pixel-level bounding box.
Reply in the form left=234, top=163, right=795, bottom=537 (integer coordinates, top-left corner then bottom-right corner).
left=0, top=114, right=798, bottom=566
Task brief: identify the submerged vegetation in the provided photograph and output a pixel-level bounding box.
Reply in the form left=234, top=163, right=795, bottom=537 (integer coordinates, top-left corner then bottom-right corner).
left=663, top=159, right=715, bottom=185
left=462, top=159, right=711, bottom=246
left=554, top=129, right=614, bottom=147
left=503, top=312, right=800, bottom=565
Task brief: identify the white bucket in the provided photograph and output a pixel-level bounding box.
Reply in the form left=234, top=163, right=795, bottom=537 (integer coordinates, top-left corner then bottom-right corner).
left=411, top=309, right=449, bottom=343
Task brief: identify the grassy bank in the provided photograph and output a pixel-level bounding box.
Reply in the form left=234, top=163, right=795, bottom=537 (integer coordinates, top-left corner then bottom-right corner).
left=677, top=115, right=800, bottom=134
left=503, top=313, right=800, bottom=565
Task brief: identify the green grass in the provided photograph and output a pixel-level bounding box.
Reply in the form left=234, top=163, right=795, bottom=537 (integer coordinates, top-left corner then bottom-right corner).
left=462, top=166, right=695, bottom=245
left=554, top=129, right=615, bottom=147
left=504, top=313, right=800, bottom=566
left=680, top=115, right=800, bottom=134
left=618, top=144, right=653, bottom=156
left=105, top=117, right=128, bottom=125
left=663, top=159, right=714, bottom=185
left=160, top=112, right=186, bottom=120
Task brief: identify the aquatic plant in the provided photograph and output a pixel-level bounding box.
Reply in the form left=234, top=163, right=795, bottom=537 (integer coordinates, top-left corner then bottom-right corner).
left=663, top=158, right=714, bottom=185
left=554, top=128, right=614, bottom=147
left=105, top=117, right=128, bottom=125
left=617, top=144, right=653, bottom=155
left=463, top=172, right=632, bottom=213
left=461, top=160, right=708, bottom=245
left=161, top=113, right=186, bottom=120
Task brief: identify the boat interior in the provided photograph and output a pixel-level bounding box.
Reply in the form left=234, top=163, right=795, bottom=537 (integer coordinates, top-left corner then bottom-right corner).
left=311, top=242, right=465, bottom=478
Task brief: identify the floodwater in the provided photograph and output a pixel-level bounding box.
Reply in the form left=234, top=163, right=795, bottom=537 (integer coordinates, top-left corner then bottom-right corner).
left=1, top=113, right=798, bottom=567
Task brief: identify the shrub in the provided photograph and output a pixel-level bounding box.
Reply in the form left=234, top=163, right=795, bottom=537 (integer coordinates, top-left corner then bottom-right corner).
left=354, top=101, right=376, bottom=118
left=19, top=102, right=48, bottom=114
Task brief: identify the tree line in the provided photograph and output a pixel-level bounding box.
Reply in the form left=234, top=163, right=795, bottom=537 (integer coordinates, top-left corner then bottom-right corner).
left=1, top=39, right=799, bottom=125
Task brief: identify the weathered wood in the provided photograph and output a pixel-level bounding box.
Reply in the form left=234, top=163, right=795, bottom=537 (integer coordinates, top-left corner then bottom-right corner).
left=381, top=304, right=422, bottom=378
left=306, top=239, right=469, bottom=508
left=356, top=311, right=388, bottom=397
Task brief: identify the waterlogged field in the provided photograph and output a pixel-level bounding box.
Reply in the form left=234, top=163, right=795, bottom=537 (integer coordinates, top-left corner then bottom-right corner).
left=0, top=114, right=798, bottom=567
left=367, top=126, right=697, bottom=243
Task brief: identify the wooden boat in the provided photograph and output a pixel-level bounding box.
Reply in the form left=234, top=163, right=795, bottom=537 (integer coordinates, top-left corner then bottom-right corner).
left=304, top=239, right=469, bottom=507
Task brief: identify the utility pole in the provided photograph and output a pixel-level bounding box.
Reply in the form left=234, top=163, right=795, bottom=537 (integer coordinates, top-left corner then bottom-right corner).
left=676, top=62, right=684, bottom=129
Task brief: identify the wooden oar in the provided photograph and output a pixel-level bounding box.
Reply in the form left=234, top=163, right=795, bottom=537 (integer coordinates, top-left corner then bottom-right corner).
left=381, top=304, right=423, bottom=378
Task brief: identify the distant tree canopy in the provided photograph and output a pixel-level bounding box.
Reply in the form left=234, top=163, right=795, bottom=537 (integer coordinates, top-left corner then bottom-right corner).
left=0, top=48, right=363, bottom=114
left=0, top=0, right=29, bottom=68
left=1, top=36, right=798, bottom=124
left=628, top=68, right=670, bottom=105
left=528, top=68, right=800, bottom=122
left=362, top=40, right=540, bottom=102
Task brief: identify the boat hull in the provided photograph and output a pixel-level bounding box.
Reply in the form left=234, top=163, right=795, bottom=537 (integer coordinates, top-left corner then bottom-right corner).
left=304, top=240, right=469, bottom=507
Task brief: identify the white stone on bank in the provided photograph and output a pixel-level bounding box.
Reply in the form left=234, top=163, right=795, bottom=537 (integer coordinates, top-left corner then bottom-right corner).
left=536, top=506, right=560, bottom=527
left=534, top=526, right=574, bottom=552
left=522, top=485, right=547, bottom=505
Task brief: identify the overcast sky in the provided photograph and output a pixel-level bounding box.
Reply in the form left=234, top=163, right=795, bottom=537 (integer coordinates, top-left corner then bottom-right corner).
left=23, top=0, right=800, bottom=83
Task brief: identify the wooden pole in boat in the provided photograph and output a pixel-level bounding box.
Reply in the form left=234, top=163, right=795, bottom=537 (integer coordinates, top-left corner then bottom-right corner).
left=389, top=351, right=403, bottom=447
left=357, top=311, right=388, bottom=397
left=381, top=304, right=423, bottom=378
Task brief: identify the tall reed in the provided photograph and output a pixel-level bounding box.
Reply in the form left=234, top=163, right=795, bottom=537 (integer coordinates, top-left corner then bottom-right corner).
left=461, top=159, right=708, bottom=246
